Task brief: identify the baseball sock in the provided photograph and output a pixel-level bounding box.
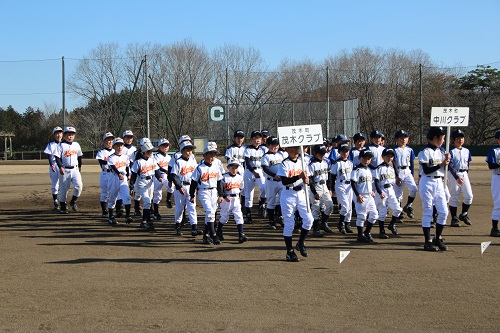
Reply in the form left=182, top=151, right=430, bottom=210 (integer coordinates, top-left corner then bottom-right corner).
left=422, top=227, right=431, bottom=242
left=166, top=192, right=172, bottom=202
left=153, top=203, right=159, bottom=215
left=492, top=220, right=498, bottom=230
left=449, top=206, right=458, bottom=218
left=108, top=208, right=114, bottom=218
left=125, top=204, right=131, bottom=217
left=378, top=220, right=385, bottom=233
left=267, top=209, right=275, bottom=224
left=406, top=196, right=415, bottom=207
left=237, top=224, right=244, bottom=234
left=134, top=200, right=141, bottom=212
left=298, top=228, right=309, bottom=245
left=357, top=226, right=364, bottom=238
left=100, top=201, right=107, bottom=213
left=70, top=195, right=77, bottom=205
left=461, top=203, right=470, bottom=215
left=208, top=222, right=215, bottom=238
left=365, top=221, right=373, bottom=234
left=217, top=222, right=223, bottom=234
left=332, top=197, right=338, bottom=205
left=52, top=194, right=58, bottom=201
left=284, top=236, right=293, bottom=252
left=435, top=223, right=444, bottom=239
left=203, top=223, right=210, bottom=236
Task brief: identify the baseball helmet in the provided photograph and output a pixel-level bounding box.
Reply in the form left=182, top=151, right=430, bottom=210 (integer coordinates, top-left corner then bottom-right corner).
left=451, top=129, right=465, bottom=139
left=395, top=130, right=409, bottom=139
left=352, top=132, right=366, bottom=141
left=382, top=148, right=395, bottom=156
left=370, top=130, right=384, bottom=138
left=426, top=127, right=446, bottom=140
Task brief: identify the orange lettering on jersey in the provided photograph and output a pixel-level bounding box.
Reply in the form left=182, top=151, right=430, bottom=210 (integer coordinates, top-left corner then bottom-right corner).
left=287, top=169, right=303, bottom=177
left=141, top=164, right=155, bottom=174
left=200, top=172, right=219, bottom=182
left=180, top=166, right=195, bottom=176
left=159, top=161, right=169, bottom=168
left=114, top=161, right=128, bottom=168
left=64, top=150, right=78, bottom=157
left=225, top=182, right=241, bottom=191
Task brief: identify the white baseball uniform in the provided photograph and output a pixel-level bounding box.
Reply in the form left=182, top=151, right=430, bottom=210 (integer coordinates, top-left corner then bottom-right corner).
left=107, top=153, right=131, bottom=208
left=374, top=162, right=402, bottom=220
left=330, top=158, right=354, bottom=221
left=153, top=151, right=172, bottom=205
left=130, top=156, right=159, bottom=210
left=56, top=141, right=83, bottom=203
left=308, top=156, right=334, bottom=219
left=486, top=146, right=500, bottom=220
left=261, top=150, right=285, bottom=210
left=171, top=154, right=198, bottom=226
left=190, top=160, right=223, bottom=224
left=393, top=145, right=418, bottom=203
left=243, top=145, right=265, bottom=207
left=219, top=171, right=244, bottom=225
left=96, top=147, right=114, bottom=203
left=351, top=164, right=378, bottom=227
left=43, top=140, right=60, bottom=196
left=448, top=146, right=473, bottom=207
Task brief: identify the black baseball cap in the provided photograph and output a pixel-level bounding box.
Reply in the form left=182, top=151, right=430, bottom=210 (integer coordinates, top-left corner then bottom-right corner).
left=267, top=136, right=279, bottom=145
left=234, top=130, right=245, bottom=137
left=395, top=130, right=409, bottom=138
left=451, top=129, right=465, bottom=139
left=337, top=143, right=350, bottom=152
left=313, top=144, right=328, bottom=154
left=370, top=130, right=384, bottom=139
left=359, top=149, right=373, bottom=159
left=382, top=148, right=395, bottom=156
left=353, top=132, right=366, bottom=141
left=261, top=130, right=270, bottom=137
left=250, top=130, right=262, bottom=138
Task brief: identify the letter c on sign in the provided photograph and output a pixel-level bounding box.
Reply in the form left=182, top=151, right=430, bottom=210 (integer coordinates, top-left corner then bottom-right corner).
left=210, top=106, right=224, bottom=121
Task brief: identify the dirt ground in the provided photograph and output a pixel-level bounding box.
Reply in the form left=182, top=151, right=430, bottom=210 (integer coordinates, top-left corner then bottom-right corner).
left=0, top=159, right=498, bottom=333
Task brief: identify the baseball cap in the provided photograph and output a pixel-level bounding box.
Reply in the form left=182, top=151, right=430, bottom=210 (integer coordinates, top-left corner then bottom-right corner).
left=103, top=132, right=114, bottom=140
left=261, top=130, right=270, bottom=137
left=382, top=148, right=395, bottom=156
left=426, top=127, right=446, bottom=140
left=359, top=149, right=373, bottom=159
left=233, top=130, right=245, bottom=138
left=112, top=137, right=124, bottom=145
left=370, top=130, right=383, bottom=138
left=334, top=134, right=349, bottom=142
left=227, top=158, right=240, bottom=167
left=138, top=137, right=151, bottom=146
left=267, top=136, right=279, bottom=146
left=52, top=126, right=63, bottom=134
left=122, top=130, right=134, bottom=137
left=495, top=130, right=500, bottom=139
left=157, top=138, right=170, bottom=146
left=180, top=140, right=195, bottom=150
left=395, top=130, right=409, bottom=138
left=312, top=144, right=328, bottom=154
left=64, top=126, right=76, bottom=133
left=203, top=141, right=218, bottom=154
left=337, top=143, right=350, bottom=152
left=451, top=129, right=465, bottom=139
left=141, top=141, right=157, bottom=153
left=352, top=132, right=366, bottom=141
left=178, top=135, right=192, bottom=145
left=250, top=130, right=262, bottom=138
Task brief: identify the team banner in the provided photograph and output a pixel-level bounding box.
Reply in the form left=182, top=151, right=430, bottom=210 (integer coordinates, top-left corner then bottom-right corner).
left=430, top=107, right=469, bottom=127
left=277, top=124, right=323, bottom=148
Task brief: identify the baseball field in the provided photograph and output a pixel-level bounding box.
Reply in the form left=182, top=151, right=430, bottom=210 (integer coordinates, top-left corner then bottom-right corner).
left=0, top=159, right=498, bottom=332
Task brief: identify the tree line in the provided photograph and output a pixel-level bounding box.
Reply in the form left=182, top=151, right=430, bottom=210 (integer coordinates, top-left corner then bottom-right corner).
left=1, top=40, right=499, bottom=151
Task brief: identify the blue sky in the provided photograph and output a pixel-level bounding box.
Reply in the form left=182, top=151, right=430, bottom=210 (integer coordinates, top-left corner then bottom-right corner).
left=1, top=0, right=499, bottom=113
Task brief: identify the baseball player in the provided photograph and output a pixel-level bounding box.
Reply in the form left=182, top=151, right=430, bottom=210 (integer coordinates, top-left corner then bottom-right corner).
left=368, top=130, right=385, bottom=170
left=54, top=127, right=83, bottom=214
left=106, top=137, right=133, bottom=224
left=349, top=132, right=367, bottom=167
left=169, top=139, right=199, bottom=236
left=448, top=129, right=473, bottom=227
left=276, top=146, right=314, bottom=262
left=130, top=138, right=152, bottom=217
left=130, top=141, right=162, bottom=230
left=122, top=130, right=136, bottom=216
left=393, top=130, right=418, bottom=219
left=330, top=143, right=354, bottom=234
left=374, top=148, right=403, bottom=238
left=418, top=127, right=450, bottom=251
left=44, top=126, right=63, bottom=210
left=243, top=130, right=266, bottom=224
left=152, top=138, right=172, bottom=221
left=328, top=134, right=350, bottom=213
left=351, top=149, right=378, bottom=243
left=96, top=132, right=115, bottom=217
left=190, top=142, right=224, bottom=245
left=216, top=158, right=248, bottom=243
left=261, top=136, right=285, bottom=230
left=486, top=130, right=500, bottom=237
left=308, top=144, right=334, bottom=236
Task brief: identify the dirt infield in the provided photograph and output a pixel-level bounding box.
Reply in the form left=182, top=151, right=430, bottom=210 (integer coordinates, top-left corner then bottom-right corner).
left=0, top=159, right=498, bottom=333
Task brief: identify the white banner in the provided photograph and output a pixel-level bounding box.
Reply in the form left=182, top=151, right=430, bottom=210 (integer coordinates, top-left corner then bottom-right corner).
left=277, top=124, right=323, bottom=148
left=430, top=107, right=469, bottom=127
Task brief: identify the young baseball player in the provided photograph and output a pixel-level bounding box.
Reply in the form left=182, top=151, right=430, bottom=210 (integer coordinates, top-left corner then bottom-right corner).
left=130, top=138, right=152, bottom=217
left=261, top=136, right=285, bottom=230
left=122, top=130, right=137, bottom=216
left=225, top=130, right=246, bottom=175
left=351, top=149, right=379, bottom=243
left=54, top=127, right=83, bottom=214
left=44, top=126, right=63, bottom=210
left=130, top=141, right=163, bottom=231
left=169, top=139, right=199, bottom=236
left=277, top=146, right=314, bottom=262
left=330, top=143, right=354, bottom=234
left=368, top=130, right=385, bottom=170
left=216, top=158, right=248, bottom=243
left=243, top=130, right=266, bottom=224
left=308, top=144, right=334, bottom=236
left=418, top=127, right=450, bottom=251
left=486, top=130, right=500, bottom=237
left=106, top=137, right=133, bottom=224
left=96, top=132, right=115, bottom=217
left=448, top=129, right=473, bottom=227
left=190, top=142, right=224, bottom=245
left=374, top=148, right=403, bottom=238
left=152, top=138, right=172, bottom=221
left=393, top=130, right=418, bottom=220
left=348, top=132, right=366, bottom=167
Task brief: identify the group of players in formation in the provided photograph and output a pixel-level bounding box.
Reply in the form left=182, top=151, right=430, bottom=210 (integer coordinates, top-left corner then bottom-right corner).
left=44, top=125, right=500, bottom=262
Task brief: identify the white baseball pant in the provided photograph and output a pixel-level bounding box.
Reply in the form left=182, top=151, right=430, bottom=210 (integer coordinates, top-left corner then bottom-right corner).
left=375, top=186, right=403, bottom=220
left=355, top=194, right=378, bottom=227
left=280, top=188, right=313, bottom=237
left=419, top=177, right=448, bottom=228
left=58, top=168, right=83, bottom=203
left=219, top=195, right=244, bottom=225
left=448, top=171, right=473, bottom=207
left=174, top=186, right=197, bottom=225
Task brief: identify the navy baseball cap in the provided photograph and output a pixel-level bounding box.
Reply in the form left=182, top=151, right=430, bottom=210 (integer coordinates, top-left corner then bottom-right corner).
left=267, top=136, right=279, bottom=146
left=352, top=132, right=366, bottom=141
left=359, top=149, right=373, bottom=159
left=395, top=130, right=409, bottom=138
left=261, top=130, right=270, bottom=137
left=426, top=127, right=446, bottom=140
left=233, top=130, right=245, bottom=137
left=496, top=130, right=500, bottom=139
left=250, top=130, right=262, bottom=138
left=451, top=129, right=465, bottom=139
left=334, top=134, right=349, bottom=142
left=337, top=143, right=350, bottom=152
left=370, top=130, right=384, bottom=138
left=382, top=148, right=395, bottom=156
left=312, top=144, right=328, bottom=154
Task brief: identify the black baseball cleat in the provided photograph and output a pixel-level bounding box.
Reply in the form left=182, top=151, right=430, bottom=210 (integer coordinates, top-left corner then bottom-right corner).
left=459, top=214, right=472, bottom=226
left=379, top=231, right=389, bottom=239
left=259, top=204, right=268, bottom=218
left=125, top=217, right=133, bottom=224
left=134, top=210, right=142, bottom=217
left=490, top=228, right=500, bottom=237
left=238, top=234, right=248, bottom=243
left=190, top=229, right=198, bottom=237
left=286, top=250, right=300, bottom=262
left=268, top=223, right=277, bottom=230
left=245, top=214, right=253, bottom=224
left=363, top=232, right=374, bottom=243
left=388, top=223, right=399, bottom=236
left=295, top=242, right=308, bottom=257
left=145, top=223, right=155, bottom=231
left=175, top=228, right=183, bottom=236
left=153, top=214, right=162, bottom=221
left=424, top=241, right=438, bottom=252
left=403, top=206, right=415, bottom=219
left=337, top=222, right=347, bottom=235
left=450, top=216, right=460, bottom=227
left=166, top=200, right=173, bottom=209
left=53, top=200, right=59, bottom=210
left=70, top=202, right=78, bottom=212
left=216, top=231, right=224, bottom=241
left=312, top=230, right=324, bottom=238
left=101, top=212, right=108, bottom=218
left=357, top=235, right=371, bottom=243
left=212, top=236, right=221, bottom=245
left=202, top=234, right=213, bottom=244
left=432, top=237, right=448, bottom=251
left=139, top=221, right=147, bottom=229
left=108, top=217, right=117, bottom=225
left=344, top=223, right=354, bottom=234
left=59, top=209, right=69, bottom=214
left=321, top=222, right=334, bottom=234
